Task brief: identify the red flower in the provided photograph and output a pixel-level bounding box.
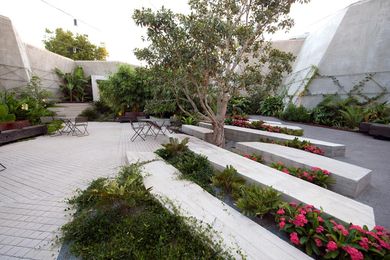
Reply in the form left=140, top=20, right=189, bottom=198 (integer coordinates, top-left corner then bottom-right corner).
left=316, top=226, right=324, bottom=233
left=326, top=241, right=338, bottom=252
left=279, top=221, right=286, bottom=229
left=276, top=208, right=285, bottom=215
left=315, top=238, right=323, bottom=247
left=349, top=224, right=365, bottom=233
left=359, top=237, right=369, bottom=250
left=282, top=168, right=290, bottom=174
left=318, top=216, right=324, bottom=222
left=290, top=232, right=300, bottom=245
left=333, top=224, right=349, bottom=236
left=293, top=214, right=308, bottom=227
left=342, top=246, right=363, bottom=260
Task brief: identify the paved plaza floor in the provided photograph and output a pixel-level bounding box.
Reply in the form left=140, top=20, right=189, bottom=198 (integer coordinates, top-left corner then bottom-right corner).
left=0, top=122, right=163, bottom=259
left=0, top=120, right=388, bottom=259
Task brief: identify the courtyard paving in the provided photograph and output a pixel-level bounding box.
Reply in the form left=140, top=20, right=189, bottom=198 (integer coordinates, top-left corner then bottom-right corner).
left=0, top=122, right=163, bottom=259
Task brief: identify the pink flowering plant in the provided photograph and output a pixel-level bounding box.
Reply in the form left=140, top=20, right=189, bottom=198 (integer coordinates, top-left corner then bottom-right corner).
left=271, top=162, right=335, bottom=189
left=275, top=202, right=390, bottom=259
left=243, top=153, right=263, bottom=163
left=260, top=137, right=325, bottom=156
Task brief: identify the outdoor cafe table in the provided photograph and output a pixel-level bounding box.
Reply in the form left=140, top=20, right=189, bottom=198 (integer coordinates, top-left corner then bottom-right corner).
left=54, top=116, right=75, bottom=135
left=138, top=118, right=170, bottom=138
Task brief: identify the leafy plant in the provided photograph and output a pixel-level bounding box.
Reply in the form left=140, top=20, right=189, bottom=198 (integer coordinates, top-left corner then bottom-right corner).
left=259, top=96, right=284, bottom=116
left=363, top=102, right=390, bottom=124
left=340, top=106, right=364, bottom=129
left=0, top=104, right=16, bottom=122
left=242, top=153, right=263, bottom=163
left=212, top=165, right=246, bottom=197
left=227, top=96, right=251, bottom=115
left=281, top=103, right=311, bottom=123
left=62, top=164, right=232, bottom=259
left=260, top=137, right=325, bottom=156
left=156, top=137, right=189, bottom=158
left=181, top=116, right=197, bottom=125
left=275, top=202, right=390, bottom=259
left=55, top=66, right=90, bottom=102
left=46, top=120, right=63, bottom=134
left=236, top=185, right=281, bottom=218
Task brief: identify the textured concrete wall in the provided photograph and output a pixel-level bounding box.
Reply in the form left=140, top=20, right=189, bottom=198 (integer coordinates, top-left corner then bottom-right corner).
left=0, top=15, right=31, bottom=90
left=285, top=0, right=390, bottom=108
left=74, top=61, right=127, bottom=77
left=25, top=44, right=75, bottom=97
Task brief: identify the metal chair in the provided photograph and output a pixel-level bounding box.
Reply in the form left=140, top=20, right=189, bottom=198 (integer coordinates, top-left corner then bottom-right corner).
left=130, top=120, right=147, bottom=141
left=73, top=117, right=89, bottom=136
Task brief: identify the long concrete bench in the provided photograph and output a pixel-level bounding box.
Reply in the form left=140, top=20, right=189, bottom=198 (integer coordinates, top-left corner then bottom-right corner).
left=168, top=134, right=375, bottom=229
left=126, top=151, right=312, bottom=260
left=235, top=142, right=371, bottom=198
left=181, top=124, right=213, bottom=142
left=198, top=122, right=345, bottom=157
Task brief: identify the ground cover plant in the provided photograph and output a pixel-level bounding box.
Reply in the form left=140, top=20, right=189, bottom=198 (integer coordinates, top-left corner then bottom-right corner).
left=275, top=203, right=390, bottom=259
left=260, top=137, right=324, bottom=155
left=61, top=164, right=232, bottom=259
left=225, top=116, right=304, bottom=136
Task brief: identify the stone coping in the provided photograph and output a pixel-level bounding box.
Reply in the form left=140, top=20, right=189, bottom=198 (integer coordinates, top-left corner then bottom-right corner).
left=167, top=134, right=375, bottom=229
left=235, top=142, right=371, bottom=198
left=126, top=152, right=313, bottom=260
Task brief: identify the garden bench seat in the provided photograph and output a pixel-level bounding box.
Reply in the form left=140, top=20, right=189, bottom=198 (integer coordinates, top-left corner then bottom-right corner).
left=126, top=152, right=313, bottom=260
left=168, top=134, right=375, bottom=229
left=235, top=142, right=371, bottom=198
left=198, top=122, right=345, bottom=157
left=181, top=124, right=213, bottom=142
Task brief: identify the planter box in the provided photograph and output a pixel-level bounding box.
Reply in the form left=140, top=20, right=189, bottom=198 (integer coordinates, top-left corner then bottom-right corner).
left=369, top=123, right=390, bottom=139
left=359, top=122, right=371, bottom=133
left=0, top=120, right=30, bottom=131
left=0, top=125, right=47, bottom=145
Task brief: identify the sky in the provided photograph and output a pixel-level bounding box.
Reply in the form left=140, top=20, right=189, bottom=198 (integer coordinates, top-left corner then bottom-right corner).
left=1, top=0, right=361, bottom=65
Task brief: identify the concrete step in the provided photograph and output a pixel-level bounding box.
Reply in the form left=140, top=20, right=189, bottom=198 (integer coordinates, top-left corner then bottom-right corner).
left=235, top=142, right=371, bottom=198
left=49, top=103, right=92, bottom=118
left=198, top=122, right=346, bottom=158
left=126, top=152, right=313, bottom=260
left=181, top=125, right=213, bottom=142
left=167, top=134, right=375, bottom=229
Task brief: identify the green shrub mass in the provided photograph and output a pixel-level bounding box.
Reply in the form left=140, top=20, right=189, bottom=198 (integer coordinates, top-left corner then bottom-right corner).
left=79, top=101, right=115, bottom=121
left=62, top=164, right=232, bottom=259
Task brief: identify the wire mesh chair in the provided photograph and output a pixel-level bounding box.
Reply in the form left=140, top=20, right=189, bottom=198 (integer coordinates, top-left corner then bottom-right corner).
left=73, top=117, right=89, bottom=136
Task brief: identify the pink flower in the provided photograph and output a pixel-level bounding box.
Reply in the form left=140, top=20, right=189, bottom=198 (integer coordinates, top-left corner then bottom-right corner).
left=359, top=237, right=369, bottom=250
left=299, top=209, right=307, bottom=215
left=290, top=232, right=300, bottom=245
left=280, top=217, right=285, bottom=222
left=315, top=238, right=323, bottom=247
left=289, top=202, right=297, bottom=207
left=293, top=214, right=308, bottom=227
left=276, top=208, right=285, bottom=215
left=349, top=224, right=365, bottom=233
left=311, top=167, right=321, bottom=171
left=316, top=226, right=324, bottom=233
left=303, top=171, right=309, bottom=177
left=318, top=216, right=324, bottom=222
left=379, top=239, right=390, bottom=250
left=279, top=221, right=286, bottom=229
left=342, top=246, right=363, bottom=260
left=282, top=168, right=290, bottom=174
left=374, top=225, right=385, bottom=232
left=333, top=224, right=349, bottom=236
left=322, top=169, right=330, bottom=175
left=326, top=241, right=338, bottom=252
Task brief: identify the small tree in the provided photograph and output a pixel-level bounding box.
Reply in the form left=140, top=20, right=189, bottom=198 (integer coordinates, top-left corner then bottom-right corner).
left=55, top=66, right=90, bottom=102
left=98, top=65, right=152, bottom=114
left=134, top=0, right=307, bottom=146
left=44, top=28, right=108, bottom=60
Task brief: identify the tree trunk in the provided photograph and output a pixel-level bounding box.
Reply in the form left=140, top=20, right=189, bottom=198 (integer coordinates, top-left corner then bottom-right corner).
left=212, top=120, right=225, bottom=147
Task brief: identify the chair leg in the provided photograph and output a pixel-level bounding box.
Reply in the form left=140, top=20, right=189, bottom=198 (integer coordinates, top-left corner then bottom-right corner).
left=0, top=163, right=6, bottom=172
left=131, top=128, right=145, bottom=142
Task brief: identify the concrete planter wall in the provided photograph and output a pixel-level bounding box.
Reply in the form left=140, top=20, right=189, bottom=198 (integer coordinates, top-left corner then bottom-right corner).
left=0, top=125, right=47, bottom=145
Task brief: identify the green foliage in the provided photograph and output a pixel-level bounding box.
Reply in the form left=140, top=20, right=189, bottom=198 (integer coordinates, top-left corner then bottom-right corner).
left=55, top=66, right=90, bottom=102
left=181, top=116, right=197, bottom=125
left=236, top=184, right=282, bottom=218
left=0, top=104, right=16, bottom=122
left=79, top=101, right=115, bottom=121
left=156, top=138, right=214, bottom=193
left=363, top=102, right=390, bottom=124
left=44, top=28, right=108, bottom=60
left=46, top=120, right=63, bottom=134
left=281, top=103, right=311, bottom=122
left=134, top=0, right=307, bottom=146
left=212, top=165, right=246, bottom=197
left=227, top=96, right=251, bottom=115
left=99, top=66, right=152, bottom=114
left=62, top=164, right=231, bottom=259
left=340, top=106, right=364, bottom=129
left=259, top=96, right=284, bottom=116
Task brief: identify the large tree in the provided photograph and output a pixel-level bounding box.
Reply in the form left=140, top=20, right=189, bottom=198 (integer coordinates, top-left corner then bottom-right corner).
left=134, top=0, right=308, bottom=146
left=44, top=28, right=108, bottom=60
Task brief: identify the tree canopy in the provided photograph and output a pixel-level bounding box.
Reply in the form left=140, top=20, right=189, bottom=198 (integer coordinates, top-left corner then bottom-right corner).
left=43, top=28, right=108, bottom=60
left=133, top=0, right=308, bottom=146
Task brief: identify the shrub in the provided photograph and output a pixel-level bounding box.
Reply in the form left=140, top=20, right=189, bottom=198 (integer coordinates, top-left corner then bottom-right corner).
left=340, top=106, right=364, bottom=129
left=156, top=137, right=189, bottom=158
left=281, top=103, right=311, bottom=123
left=271, top=162, right=335, bottom=188
left=0, top=104, right=16, bottom=122
left=79, top=107, right=99, bottom=121
left=47, top=120, right=63, bottom=134
left=79, top=101, right=115, bottom=121
left=181, top=116, right=197, bottom=125
left=275, top=202, right=390, bottom=259
left=227, top=96, right=251, bottom=115
left=62, top=164, right=232, bottom=259
left=259, top=96, right=284, bottom=116
left=212, top=165, right=246, bottom=197
left=363, top=102, right=390, bottom=124
left=236, top=184, right=281, bottom=218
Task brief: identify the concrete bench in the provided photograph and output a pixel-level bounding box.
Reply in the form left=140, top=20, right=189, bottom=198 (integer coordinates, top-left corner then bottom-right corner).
left=181, top=124, right=213, bottom=142
left=169, top=134, right=375, bottom=229
left=126, top=152, right=313, bottom=260
left=198, top=122, right=345, bottom=158
left=235, top=142, right=371, bottom=198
